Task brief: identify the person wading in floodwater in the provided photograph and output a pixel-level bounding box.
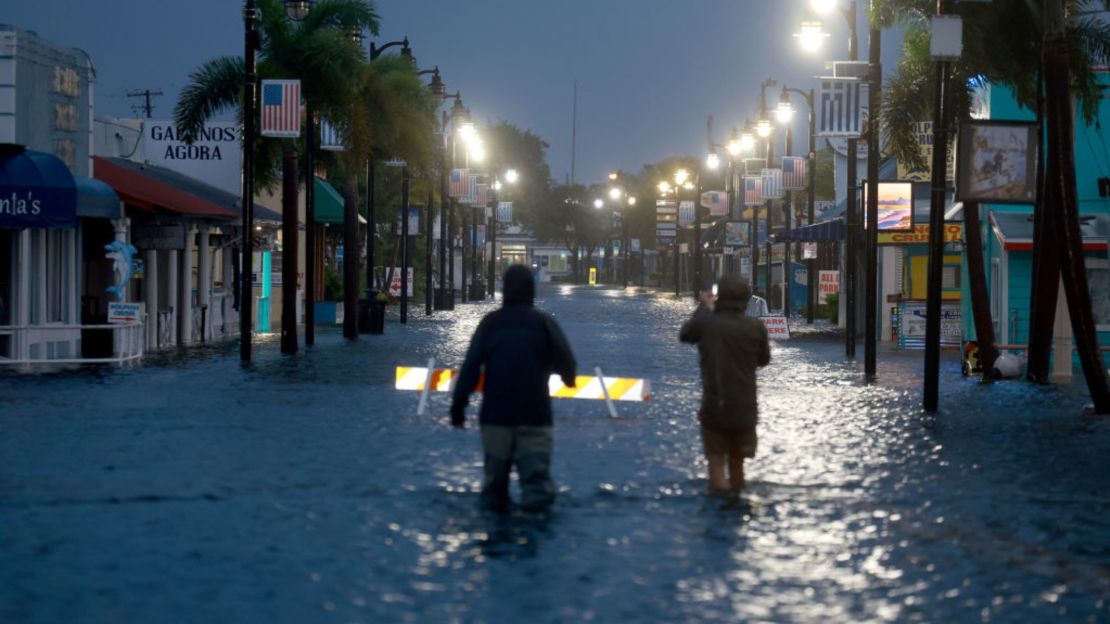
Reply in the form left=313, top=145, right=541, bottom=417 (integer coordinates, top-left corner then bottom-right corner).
left=451, top=265, right=577, bottom=513
left=680, top=276, right=771, bottom=496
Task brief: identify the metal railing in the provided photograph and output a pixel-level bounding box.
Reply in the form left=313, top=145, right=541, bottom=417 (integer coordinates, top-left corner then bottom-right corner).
left=0, top=321, right=145, bottom=366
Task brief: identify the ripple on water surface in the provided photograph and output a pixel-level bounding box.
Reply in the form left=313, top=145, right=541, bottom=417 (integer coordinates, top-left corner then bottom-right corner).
left=1, top=285, right=1108, bottom=623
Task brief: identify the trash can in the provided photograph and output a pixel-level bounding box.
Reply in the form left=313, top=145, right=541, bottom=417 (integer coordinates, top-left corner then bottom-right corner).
left=360, top=290, right=386, bottom=335
left=434, top=289, right=455, bottom=311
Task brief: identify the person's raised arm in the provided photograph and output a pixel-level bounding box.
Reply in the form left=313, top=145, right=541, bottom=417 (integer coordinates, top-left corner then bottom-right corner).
left=545, top=315, right=577, bottom=388
left=679, top=292, right=714, bottom=344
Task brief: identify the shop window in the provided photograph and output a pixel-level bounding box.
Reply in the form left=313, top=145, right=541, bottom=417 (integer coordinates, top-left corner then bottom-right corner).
left=942, top=265, right=961, bottom=290
left=549, top=255, right=568, bottom=273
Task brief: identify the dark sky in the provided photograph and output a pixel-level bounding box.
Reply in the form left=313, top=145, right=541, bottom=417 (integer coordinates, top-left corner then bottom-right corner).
left=5, top=0, right=902, bottom=186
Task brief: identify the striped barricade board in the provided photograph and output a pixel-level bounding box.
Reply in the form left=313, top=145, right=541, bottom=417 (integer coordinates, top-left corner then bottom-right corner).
left=395, top=366, right=651, bottom=402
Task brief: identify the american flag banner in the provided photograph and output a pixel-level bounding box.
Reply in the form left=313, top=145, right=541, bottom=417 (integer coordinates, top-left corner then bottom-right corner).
left=260, top=80, right=301, bottom=138
left=475, top=183, right=489, bottom=207
left=449, top=169, right=470, bottom=198
left=818, top=77, right=864, bottom=137
left=744, top=176, right=763, bottom=206
left=497, top=201, right=512, bottom=223
left=700, top=190, right=728, bottom=217
left=761, top=168, right=783, bottom=199
left=782, top=156, right=807, bottom=191
left=319, top=117, right=343, bottom=151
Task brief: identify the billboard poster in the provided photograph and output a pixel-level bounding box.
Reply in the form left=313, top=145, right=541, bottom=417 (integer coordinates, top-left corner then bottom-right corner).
left=956, top=121, right=1038, bottom=204
left=863, top=181, right=914, bottom=231
left=818, top=270, right=840, bottom=304
left=724, top=221, right=750, bottom=246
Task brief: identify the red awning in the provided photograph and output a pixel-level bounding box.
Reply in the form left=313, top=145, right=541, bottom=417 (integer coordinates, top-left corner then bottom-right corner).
left=93, top=156, right=237, bottom=218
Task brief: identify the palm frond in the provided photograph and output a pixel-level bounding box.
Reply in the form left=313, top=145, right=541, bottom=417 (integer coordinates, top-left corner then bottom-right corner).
left=173, top=56, right=244, bottom=144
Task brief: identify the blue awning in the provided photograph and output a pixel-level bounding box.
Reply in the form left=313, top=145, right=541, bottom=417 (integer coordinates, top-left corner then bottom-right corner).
left=0, top=144, right=77, bottom=229
left=76, top=177, right=122, bottom=219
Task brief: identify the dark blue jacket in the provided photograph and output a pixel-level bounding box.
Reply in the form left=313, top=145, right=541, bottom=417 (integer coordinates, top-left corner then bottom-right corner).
left=451, top=266, right=577, bottom=427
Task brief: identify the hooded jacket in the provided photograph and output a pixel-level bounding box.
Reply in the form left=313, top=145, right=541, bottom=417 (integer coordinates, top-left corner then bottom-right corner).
left=679, top=277, right=771, bottom=430
left=451, top=265, right=577, bottom=427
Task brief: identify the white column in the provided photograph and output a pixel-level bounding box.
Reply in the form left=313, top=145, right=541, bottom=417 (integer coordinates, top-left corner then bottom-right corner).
left=1051, top=276, right=1073, bottom=382
left=35, top=230, right=47, bottom=325
left=179, top=225, right=195, bottom=345
left=17, top=230, right=31, bottom=359
left=144, top=250, right=158, bottom=349
left=166, top=249, right=178, bottom=347
left=198, top=224, right=211, bottom=341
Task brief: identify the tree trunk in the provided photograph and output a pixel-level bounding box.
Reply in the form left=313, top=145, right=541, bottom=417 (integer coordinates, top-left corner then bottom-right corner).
left=963, top=202, right=999, bottom=380
left=280, top=145, right=299, bottom=355
left=342, top=174, right=359, bottom=339
left=1026, top=72, right=1058, bottom=383
left=1042, top=1, right=1110, bottom=412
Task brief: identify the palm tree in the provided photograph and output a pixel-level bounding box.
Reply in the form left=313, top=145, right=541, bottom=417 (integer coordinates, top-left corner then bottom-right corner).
left=174, top=0, right=379, bottom=354
left=877, top=0, right=1110, bottom=409
left=327, top=52, right=437, bottom=336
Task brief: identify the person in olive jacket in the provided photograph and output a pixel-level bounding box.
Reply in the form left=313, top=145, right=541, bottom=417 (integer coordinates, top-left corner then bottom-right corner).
left=679, top=276, right=771, bottom=495
left=451, top=265, right=577, bottom=512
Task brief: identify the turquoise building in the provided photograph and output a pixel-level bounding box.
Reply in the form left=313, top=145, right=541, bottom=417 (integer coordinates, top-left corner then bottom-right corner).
left=962, top=78, right=1110, bottom=368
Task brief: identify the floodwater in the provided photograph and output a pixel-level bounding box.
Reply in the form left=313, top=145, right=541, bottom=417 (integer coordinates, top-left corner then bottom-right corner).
left=2, top=285, right=1108, bottom=623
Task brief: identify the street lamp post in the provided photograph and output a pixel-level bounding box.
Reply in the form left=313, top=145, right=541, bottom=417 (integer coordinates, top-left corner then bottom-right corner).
left=778, top=86, right=816, bottom=322
left=240, top=0, right=260, bottom=363
left=757, top=79, right=777, bottom=308
left=487, top=169, right=519, bottom=297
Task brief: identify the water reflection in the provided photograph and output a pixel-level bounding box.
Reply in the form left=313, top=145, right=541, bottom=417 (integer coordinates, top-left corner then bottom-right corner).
left=1, top=284, right=1108, bottom=622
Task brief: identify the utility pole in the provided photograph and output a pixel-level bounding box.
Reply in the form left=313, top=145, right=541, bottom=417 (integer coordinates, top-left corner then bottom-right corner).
left=126, top=88, right=163, bottom=118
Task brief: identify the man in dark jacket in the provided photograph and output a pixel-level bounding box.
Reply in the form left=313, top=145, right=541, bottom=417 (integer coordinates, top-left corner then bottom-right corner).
left=679, top=276, right=771, bottom=495
left=451, top=265, right=577, bottom=512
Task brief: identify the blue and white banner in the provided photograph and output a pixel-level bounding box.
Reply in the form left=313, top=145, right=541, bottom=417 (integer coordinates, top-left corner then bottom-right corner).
left=319, top=117, right=344, bottom=151
left=761, top=168, right=783, bottom=200
left=497, top=201, right=512, bottom=223
left=818, top=77, right=863, bottom=137
left=678, top=200, right=695, bottom=226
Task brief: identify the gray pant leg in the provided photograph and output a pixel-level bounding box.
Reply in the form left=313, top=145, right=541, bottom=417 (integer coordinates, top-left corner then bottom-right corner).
left=480, top=425, right=514, bottom=511
left=514, top=426, right=555, bottom=510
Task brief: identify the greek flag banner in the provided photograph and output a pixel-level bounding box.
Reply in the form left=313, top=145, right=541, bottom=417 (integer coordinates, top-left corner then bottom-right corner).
left=761, top=168, right=783, bottom=200
left=818, top=77, right=863, bottom=137
left=497, top=201, right=512, bottom=223
left=319, top=117, right=343, bottom=151
left=678, top=200, right=695, bottom=226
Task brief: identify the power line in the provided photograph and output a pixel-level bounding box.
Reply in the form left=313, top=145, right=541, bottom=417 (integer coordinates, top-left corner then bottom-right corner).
left=126, top=88, right=164, bottom=119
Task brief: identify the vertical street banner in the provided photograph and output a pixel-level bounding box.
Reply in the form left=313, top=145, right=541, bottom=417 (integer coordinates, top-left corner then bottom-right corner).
left=449, top=168, right=471, bottom=198
left=782, top=156, right=806, bottom=191
left=700, top=190, right=728, bottom=216
left=743, top=158, right=766, bottom=176
left=678, top=200, right=695, bottom=226
left=497, top=201, right=512, bottom=223
left=803, top=242, right=818, bottom=259
left=818, top=77, right=863, bottom=137
left=761, top=168, right=783, bottom=199
left=744, top=176, right=763, bottom=206
left=260, top=80, right=301, bottom=138
left=475, top=182, right=488, bottom=207
left=319, top=117, right=343, bottom=151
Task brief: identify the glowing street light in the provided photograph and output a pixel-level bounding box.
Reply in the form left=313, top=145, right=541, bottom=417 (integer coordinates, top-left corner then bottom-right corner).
left=726, top=129, right=743, bottom=156
left=627, top=196, right=637, bottom=206
left=705, top=153, right=721, bottom=170
left=657, top=181, right=672, bottom=194
left=795, top=21, right=829, bottom=53
left=504, top=168, right=520, bottom=184
left=755, top=118, right=773, bottom=138
left=674, top=169, right=689, bottom=186
left=809, top=0, right=838, bottom=14
left=609, top=186, right=623, bottom=200
left=593, top=198, right=605, bottom=209
left=775, top=91, right=796, bottom=124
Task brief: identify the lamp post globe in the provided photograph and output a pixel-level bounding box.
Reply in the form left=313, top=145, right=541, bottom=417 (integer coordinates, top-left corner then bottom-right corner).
left=593, top=198, right=605, bottom=210
left=284, top=0, right=313, bottom=20
left=809, top=0, right=838, bottom=14
left=795, top=21, right=829, bottom=53
left=504, top=168, right=520, bottom=184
